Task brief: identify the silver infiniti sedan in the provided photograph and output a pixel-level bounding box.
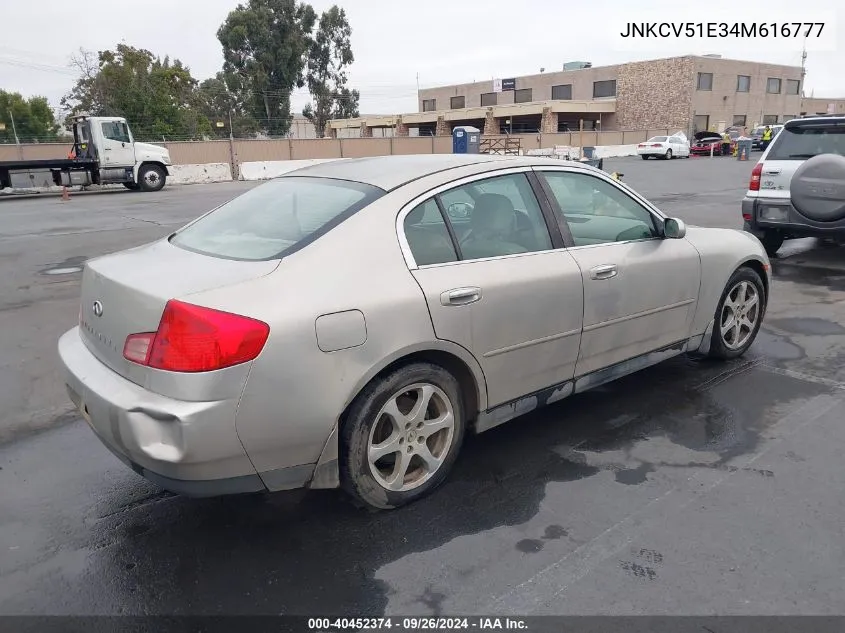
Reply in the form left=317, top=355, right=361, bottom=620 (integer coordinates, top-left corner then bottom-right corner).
left=59, top=155, right=771, bottom=510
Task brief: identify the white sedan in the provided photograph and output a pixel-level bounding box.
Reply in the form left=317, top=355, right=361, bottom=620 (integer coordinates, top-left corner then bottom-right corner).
left=637, top=134, right=690, bottom=160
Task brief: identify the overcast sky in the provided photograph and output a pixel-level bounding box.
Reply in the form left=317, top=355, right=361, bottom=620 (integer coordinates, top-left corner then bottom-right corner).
left=1, top=0, right=841, bottom=115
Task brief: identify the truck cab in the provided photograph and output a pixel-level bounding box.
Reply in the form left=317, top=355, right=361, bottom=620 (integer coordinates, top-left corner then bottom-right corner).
left=70, top=115, right=172, bottom=191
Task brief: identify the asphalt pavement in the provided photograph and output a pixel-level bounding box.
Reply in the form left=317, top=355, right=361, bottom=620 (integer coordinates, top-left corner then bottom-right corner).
left=2, top=156, right=845, bottom=617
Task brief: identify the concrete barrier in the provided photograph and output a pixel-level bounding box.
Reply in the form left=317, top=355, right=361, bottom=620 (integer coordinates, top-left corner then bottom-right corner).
left=239, top=158, right=346, bottom=181
left=167, top=163, right=232, bottom=185
left=592, top=144, right=639, bottom=158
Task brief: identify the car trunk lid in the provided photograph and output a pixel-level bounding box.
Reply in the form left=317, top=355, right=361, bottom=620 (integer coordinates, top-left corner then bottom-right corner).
left=79, top=239, right=279, bottom=383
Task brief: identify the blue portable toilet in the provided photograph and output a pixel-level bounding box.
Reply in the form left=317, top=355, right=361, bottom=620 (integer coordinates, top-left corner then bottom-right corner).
left=452, top=126, right=481, bottom=154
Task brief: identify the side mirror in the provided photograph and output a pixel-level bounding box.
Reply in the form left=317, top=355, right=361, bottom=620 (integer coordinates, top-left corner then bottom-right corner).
left=447, top=202, right=471, bottom=219
left=664, top=217, right=687, bottom=239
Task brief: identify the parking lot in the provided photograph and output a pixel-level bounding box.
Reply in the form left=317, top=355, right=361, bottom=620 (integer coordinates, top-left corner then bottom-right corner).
left=1, top=155, right=845, bottom=616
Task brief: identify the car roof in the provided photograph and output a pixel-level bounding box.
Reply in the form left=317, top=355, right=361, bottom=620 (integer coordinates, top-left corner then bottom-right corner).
left=280, top=154, right=594, bottom=191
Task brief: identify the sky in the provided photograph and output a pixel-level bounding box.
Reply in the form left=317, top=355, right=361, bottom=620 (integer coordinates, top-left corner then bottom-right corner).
left=0, top=0, right=841, bottom=116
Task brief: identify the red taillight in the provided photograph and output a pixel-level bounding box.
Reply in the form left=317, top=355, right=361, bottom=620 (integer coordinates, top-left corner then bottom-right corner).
left=651, top=143, right=662, bottom=147
left=749, top=162, right=763, bottom=191
left=123, top=300, right=270, bottom=373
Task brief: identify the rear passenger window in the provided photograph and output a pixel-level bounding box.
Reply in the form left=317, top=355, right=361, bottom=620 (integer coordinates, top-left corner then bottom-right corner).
left=404, top=200, right=458, bottom=266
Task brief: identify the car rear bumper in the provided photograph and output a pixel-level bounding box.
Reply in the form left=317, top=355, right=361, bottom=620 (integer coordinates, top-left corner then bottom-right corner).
left=58, top=326, right=266, bottom=497
left=743, top=197, right=845, bottom=236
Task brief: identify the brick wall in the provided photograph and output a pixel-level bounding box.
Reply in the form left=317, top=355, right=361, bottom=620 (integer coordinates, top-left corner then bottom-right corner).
left=617, top=57, right=694, bottom=131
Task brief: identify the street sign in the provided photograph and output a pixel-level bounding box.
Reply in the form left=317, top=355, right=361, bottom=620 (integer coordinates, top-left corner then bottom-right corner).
left=0, top=123, right=5, bottom=131
left=216, top=121, right=225, bottom=128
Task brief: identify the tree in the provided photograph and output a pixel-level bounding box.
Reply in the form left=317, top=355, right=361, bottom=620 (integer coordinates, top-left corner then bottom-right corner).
left=62, top=44, right=212, bottom=140
left=196, top=73, right=259, bottom=138
left=302, top=6, right=359, bottom=137
left=217, top=0, right=317, bottom=136
left=0, top=91, right=60, bottom=143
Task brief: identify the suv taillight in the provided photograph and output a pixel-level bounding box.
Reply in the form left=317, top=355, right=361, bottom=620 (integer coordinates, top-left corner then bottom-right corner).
left=749, top=162, right=763, bottom=191
left=123, top=300, right=270, bottom=372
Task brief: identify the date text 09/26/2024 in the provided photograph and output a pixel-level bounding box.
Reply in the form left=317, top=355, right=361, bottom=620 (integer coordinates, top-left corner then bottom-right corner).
left=308, top=617, right=528, bottom=631
left=619, top=22, right=825, bottom=38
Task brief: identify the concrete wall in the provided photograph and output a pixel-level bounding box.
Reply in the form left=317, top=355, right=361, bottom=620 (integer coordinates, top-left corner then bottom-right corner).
left=691, top=57, right=804, bottom=130
left=1, top=129, right=675, bottom=174
left=418, top=64, right=622, bottom=109
left=801, top=97, right=845, bottom=116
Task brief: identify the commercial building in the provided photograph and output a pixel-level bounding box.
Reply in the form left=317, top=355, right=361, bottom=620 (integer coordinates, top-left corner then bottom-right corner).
left=327, top=55, right=844, bottom=138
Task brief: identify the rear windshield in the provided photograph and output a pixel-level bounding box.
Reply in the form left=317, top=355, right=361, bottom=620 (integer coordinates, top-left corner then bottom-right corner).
left=647, top=136, right=667, bottom=142
left=170, top=176, right=384, bottom=261
left=766, top=123, right=845, bottom=160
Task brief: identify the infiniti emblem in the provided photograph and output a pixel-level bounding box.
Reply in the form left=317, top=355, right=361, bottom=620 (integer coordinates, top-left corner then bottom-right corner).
left=92, top=300, right=104, bottom=317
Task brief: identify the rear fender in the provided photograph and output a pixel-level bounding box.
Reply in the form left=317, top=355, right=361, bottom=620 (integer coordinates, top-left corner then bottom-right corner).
left=307, top=339, right=488, bottom=489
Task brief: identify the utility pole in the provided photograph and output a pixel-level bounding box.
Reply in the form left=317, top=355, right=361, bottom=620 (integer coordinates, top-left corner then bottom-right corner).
left=228, top=108, right=239, bottom=181
left=799, top=37, right=808, bottom=114
left=9, top=109, right=22, bottom=160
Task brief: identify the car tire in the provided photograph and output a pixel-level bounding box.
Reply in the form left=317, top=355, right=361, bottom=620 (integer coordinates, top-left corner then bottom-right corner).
left=665, top=149, right=673, bottom=160
left=760, top=230, right=785, bottom=257
left=138, top=164, right=166, bottom=192
left=123, top=182, right=141, bottom=191
left=340, top=362, right=466, bottom=510
left=708, top=267, right=767, bottom=361
left=641, top=155, right=649, bottom=160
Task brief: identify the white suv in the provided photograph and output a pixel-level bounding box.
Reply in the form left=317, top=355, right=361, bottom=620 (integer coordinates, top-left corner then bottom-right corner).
left=742, top=115, right=845, bottom=255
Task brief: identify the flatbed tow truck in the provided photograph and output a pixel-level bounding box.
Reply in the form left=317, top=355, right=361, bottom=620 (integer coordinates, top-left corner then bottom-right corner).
left=0, top=115, right=172, bottom=193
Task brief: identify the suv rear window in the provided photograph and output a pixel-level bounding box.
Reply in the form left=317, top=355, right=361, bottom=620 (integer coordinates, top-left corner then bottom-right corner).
left=170, top=176, right=384, bottom=261
left=766, top=122, right=845, bottom=160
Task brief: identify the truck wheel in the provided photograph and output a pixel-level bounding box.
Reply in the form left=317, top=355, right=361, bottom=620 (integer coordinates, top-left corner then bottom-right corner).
left=138, top=164, right=166, bottom=192
left=761, top=230, right=784, bottom=257
left=123, top=182, right=141, bottom=191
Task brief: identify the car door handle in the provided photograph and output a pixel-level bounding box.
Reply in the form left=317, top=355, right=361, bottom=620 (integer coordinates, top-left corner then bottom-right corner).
left=441, top=287, right=482, bottom=306
left=104, top=148, right=112, bottom=151
left=590, top=264, right=618, bottom=280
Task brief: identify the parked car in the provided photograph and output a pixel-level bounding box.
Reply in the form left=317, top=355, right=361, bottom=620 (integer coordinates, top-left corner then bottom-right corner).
left=742, top=114, right=845, bottom=255
left=690, top=131, right=734, bottom=156
left=751, top=124, right=784, bottom=150
left=637, top=133, right=690, bottom=159
left=59, top=155, right=771, bottom=510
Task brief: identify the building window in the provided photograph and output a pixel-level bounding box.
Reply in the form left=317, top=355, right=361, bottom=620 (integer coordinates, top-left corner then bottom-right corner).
left=593, top=80, right=616, bottom=98
left=450, top=96, right=465, bottom=109
left=736, top=75, right=751, bottom=92
left=693, top=114, right=710, bottom=133
left=733, top=115, right=747, bottom=127
left=514, top=88, right=533, bottom=103
left=481, top=92, right=497, bottom=106
left=781, top=115, right=795, bottom=122
left=697, top=72, right=713, bottom=91
left=786, top=79, right=800, bottom=95
left=762, top=114, right=778, bottom=125
left=766, top=78, right=782, bottom=94
left=422, top=99, right=436, bottom=112
left=551, top=84, right=572, bottom=100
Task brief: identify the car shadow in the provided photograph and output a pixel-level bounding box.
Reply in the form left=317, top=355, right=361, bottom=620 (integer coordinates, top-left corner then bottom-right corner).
left=75, top=349, right=832, bottom=616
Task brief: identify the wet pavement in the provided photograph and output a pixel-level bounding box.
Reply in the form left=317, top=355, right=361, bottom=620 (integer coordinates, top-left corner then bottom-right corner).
left=1, top=158, right=845, bottom=616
